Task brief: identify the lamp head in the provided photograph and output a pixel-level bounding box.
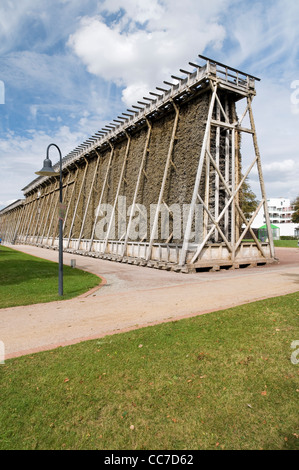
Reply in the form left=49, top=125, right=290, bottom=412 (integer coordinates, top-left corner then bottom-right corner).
left=35, top=157, right=59, bottom=177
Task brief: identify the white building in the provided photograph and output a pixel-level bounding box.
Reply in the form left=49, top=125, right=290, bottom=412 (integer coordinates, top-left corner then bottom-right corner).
left=267, top=198, right=294, bottom=225
left=252, top=197, right=299, bottom=238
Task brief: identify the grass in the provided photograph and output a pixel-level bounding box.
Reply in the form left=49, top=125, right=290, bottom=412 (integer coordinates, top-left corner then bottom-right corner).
left=243, top=239, right=299, bottom=248
left=0, top=292, right=298, bottom=450
left=274, top=240, right=299, bottom=248
left=0, top=246, right=101, bottom=308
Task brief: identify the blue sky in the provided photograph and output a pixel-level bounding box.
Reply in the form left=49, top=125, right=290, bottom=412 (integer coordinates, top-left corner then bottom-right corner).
left=0, top=0, right=299, bottom=209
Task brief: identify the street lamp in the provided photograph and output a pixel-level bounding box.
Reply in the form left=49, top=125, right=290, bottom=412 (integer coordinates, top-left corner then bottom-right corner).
left=35, top=143, right=63, bottom=296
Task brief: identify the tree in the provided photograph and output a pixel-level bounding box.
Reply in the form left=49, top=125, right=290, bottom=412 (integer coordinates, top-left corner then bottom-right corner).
left=292, top=196, right=299, bottom=223
left=239, top=177, right=259, bottom=220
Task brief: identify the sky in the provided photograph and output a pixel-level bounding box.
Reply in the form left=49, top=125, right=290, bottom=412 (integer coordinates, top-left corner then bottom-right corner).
left=0, top=0, right=299, bottom=210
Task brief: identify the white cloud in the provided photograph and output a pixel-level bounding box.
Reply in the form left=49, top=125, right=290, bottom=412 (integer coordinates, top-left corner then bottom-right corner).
left=0, top=125, right=88, bottom=207
left=68, top=0, right=228, bottom=105
left=263, top=160, right=296, bottom=174
left=1, top=0, right=299, bottom=208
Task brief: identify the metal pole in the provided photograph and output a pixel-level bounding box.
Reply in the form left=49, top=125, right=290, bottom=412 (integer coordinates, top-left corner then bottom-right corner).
left=59, top=160, right=63, bottom=296
left=46, top=144, right=63, bottom=296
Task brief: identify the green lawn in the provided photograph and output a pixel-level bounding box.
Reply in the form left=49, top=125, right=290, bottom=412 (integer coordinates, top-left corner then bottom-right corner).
left=0, top=292, right=298, bottom=450
left=274, top=240, right=299, bottom=248
left=0, top=246, right=101, bottom=308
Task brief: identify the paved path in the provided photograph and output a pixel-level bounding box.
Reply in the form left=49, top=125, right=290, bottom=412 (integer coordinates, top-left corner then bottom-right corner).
left=1, top=245, right=299, bottom=359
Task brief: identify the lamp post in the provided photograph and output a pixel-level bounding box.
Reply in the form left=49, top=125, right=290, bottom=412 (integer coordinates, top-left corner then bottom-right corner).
left=35, top=143, right=63, bottom=296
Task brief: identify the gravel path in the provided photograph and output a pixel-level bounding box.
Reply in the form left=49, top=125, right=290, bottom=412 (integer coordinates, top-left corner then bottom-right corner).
left=1, top=245, right=299, bottom=359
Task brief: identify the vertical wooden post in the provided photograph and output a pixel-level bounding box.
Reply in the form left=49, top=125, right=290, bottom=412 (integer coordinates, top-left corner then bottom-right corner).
left=32, top=191, right=43, bottom=241
left=203, top=132, right=210, bottom=240
left=235, top=129, right=240, bottom=243
left=231, top=129, right=236, bottom=262
left=146, top=100, right=179, bottom=261
left=103, top=132, right=131, bottom=254
left=62, top=169, right=76, bottom=236
left=39, top=180, right=58, bottom=244
left=35, top=185, right=49, bottom=243
left=224, top=99, right=230, bottom=238
left=89, top=142, right=114, bottom=252
left=18, top=200, right=30, bottom=242
left=122, top=118, right=152, bottom=258
left=5, top=210, right=14, bottom=242
left=247, top=96, right=275, bottom=258
left=179, top=84, right=217, bottom=266
left=48, top=181, right=61, bottom=246
left=24, top=193, right=38, bottom=242
left=14, top=203, right=26, bottom=243
left=214, top=101, right=220, bottom=242
left=77, top=153, right=101, bottom=247
left=67, top=159, right=89, bottom=248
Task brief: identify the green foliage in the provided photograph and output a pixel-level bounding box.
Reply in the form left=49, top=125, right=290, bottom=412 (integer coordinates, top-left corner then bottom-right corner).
left=240, top=177, right=259, bottom=220
left=292, top=196, right=299, bottom=223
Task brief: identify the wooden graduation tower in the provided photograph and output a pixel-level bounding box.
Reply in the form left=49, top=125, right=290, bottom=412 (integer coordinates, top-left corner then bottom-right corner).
left=0, top=56, right=275, bottom=272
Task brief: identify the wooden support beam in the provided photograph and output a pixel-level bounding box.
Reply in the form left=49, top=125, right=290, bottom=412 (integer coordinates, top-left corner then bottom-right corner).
left=190, top=146, right=266, bottom=264
left=214, top=101, right=220, bottom=242
left=235, top=200, right=264, bottom=252
left=247, top=96, right=275, bottom=259
left=36, top=182, right=54, bottom=243
left=18, top=201, right=30, bottom=241
left=11, top=207, right=22, bottom=243
left=77, top=154, right=101, bottom=247
left=103, top=132, right=131, bottom=254
left=215, top=93, right=229, bottom=123
left=18, top=198, right=31, bottom=241
left=149, top=92, right=162, bottom=98
left=67, top=160, right=89, bottom=248
left=60, top=170, right=75, bottom=237
left=24, top=193, right=39, bottom=242
left=180, top=69, right=192, bottom=75
left=17, top=205, right=27, bottom=242
left=171, top=75, right=183, bottom=82
left=197, top=192, right=232, bottom=252
left=122, top=118, right=152, bottom=258
left=210, top=119, right=254, bottom=134
left=163, top=81, right=175, bottom=87
left=32, top=194, right=43, bottom=241
left=156, top=87, right=169, bottom=93
left=39, top=181, right=57, bottom=243
left=224, top=99, right=230, bottom=236
left=89, top=142, right=115, bottom=251
left=48, top=181, right=62, bottom=246
left=231, top=128, right=236, bottom=261
left=34, top=187, right=50, bottom=243
left=179, top=83, right=218, bottom=266
left=146, top=100, right=180, bottom=261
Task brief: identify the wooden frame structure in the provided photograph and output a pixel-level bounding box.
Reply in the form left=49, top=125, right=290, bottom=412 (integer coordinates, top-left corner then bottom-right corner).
left=0, top=56, right=275, bottom=272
